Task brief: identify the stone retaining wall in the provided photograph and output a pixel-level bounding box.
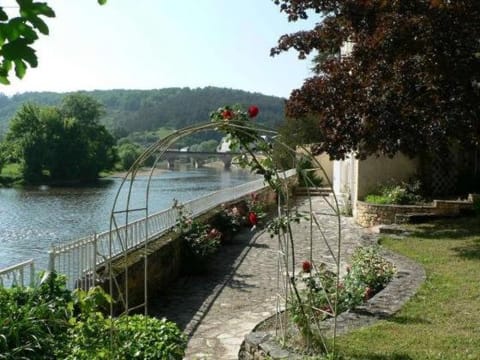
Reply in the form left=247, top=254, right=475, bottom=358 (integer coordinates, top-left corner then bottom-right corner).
left=355, top=197, right=475, bottom=227
left=101, top=186, right=282, bottom=313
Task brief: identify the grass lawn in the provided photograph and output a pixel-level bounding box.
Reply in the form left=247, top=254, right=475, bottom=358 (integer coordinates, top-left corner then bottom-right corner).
left=335, top=215, right=480, bottom=360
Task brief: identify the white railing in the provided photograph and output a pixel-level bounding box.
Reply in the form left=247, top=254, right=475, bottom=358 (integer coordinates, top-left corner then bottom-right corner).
left=2, top=169, right=296, bottom=290
left=0, top=259, right=35, bottom=288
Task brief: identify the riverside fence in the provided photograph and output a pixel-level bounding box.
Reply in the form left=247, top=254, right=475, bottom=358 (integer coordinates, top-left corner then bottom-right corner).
left=0, top=170, right=296, bottom=290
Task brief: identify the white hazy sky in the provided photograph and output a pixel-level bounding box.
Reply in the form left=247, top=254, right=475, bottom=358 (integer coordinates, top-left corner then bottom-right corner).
left=2, top=0, right=318, bottom=98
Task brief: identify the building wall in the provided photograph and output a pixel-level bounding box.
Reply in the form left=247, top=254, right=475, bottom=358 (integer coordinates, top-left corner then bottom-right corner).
left=357, top=153, right=419, bottom=200
left=314, top=153, right=334, bottom=186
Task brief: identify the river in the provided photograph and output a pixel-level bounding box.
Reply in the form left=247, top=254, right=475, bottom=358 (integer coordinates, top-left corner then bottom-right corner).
left=0, top=167, right=258, bottom=270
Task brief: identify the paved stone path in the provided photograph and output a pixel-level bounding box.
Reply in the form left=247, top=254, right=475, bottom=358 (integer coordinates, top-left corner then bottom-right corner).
left=150, top=196, right=375, bottom=359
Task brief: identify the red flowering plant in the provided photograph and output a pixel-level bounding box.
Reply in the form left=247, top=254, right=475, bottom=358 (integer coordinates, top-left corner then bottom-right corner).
left=210, top=104, right=260, bottom=147
left=173, top=203, right=222, bottom=258
left=210, top=204, right=244, bottom=240
left=290, top=246, right=396, bottom=337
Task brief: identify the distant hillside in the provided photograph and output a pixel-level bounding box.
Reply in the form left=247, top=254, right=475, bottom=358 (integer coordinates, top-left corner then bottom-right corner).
left=0, top=87, right=286, bottom=137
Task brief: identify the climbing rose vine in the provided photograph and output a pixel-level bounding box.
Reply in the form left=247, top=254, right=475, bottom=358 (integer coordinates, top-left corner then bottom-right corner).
left=210, top=104, right=281, bottom=191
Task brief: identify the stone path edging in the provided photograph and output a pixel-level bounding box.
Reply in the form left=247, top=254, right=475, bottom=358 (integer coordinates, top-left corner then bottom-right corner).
left=240, top=232, right=427, bottom=359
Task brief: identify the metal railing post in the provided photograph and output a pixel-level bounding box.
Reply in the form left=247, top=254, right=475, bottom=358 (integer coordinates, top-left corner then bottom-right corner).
left=29, top=262, right=35, bottom=287
left=93, top=233, right=97, bottom=287
left=48, top=249, right=55, bottom=273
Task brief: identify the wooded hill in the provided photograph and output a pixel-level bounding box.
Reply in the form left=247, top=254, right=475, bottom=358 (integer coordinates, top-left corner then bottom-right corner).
left=0, top=87, right=286, bottom=137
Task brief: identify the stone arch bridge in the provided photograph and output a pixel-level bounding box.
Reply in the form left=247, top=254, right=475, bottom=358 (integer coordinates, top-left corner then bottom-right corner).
left=163, top=150, right=240, bottom=169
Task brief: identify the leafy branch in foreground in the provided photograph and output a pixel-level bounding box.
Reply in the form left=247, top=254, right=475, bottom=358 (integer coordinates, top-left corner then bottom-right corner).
left=0, top=0, right=107, bottom=84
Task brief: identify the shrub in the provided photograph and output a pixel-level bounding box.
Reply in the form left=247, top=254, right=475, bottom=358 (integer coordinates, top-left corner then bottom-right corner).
left=61, top=314, right=186, bottom=360
left=343, top=246, right=396, bottom=300
left=289, top=246, right=396, bottom=347
left=365, top=180, right=423, bottom=205
left=0, top=274, right=186, bottom=359
left=175, top=204, right=221, bottom=258
left=0, top=272, right=72, bottom=359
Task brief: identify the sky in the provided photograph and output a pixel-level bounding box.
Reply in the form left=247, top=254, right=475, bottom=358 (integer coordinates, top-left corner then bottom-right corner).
left=2, top=0, right=319, bottom=98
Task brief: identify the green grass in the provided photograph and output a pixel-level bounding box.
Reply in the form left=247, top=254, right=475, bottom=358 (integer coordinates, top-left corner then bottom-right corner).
left=335, top=215, right=480, bottom=360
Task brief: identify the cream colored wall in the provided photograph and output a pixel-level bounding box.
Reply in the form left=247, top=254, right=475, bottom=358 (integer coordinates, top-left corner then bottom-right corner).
left=313, top=153, right=334, bottom=186
left=356, top=153, right=419, bottom=200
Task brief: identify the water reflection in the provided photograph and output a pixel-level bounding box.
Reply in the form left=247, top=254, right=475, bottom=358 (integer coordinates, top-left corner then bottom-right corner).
left=0, top=168, right=257, bottom=269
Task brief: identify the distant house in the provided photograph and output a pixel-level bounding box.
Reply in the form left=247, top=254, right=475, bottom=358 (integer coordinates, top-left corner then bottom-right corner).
left=217, top=137, right=232, bottom=153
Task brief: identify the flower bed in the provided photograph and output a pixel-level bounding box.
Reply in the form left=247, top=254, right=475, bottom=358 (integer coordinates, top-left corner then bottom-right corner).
left=240, top=246, right=426, bottom=360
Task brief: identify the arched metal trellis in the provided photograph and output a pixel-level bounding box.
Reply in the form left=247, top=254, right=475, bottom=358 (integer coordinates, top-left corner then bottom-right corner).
left=105, top=116, right=344, bottom=357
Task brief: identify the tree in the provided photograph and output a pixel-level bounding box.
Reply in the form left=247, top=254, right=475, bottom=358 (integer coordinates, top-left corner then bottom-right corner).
left=0, top=0, right=106, bottom=85
left=117, top=141, right=142, bottom=170
left=6, top=103, right=46, bottom=181
left=190, top=140, right=218, bottom=153
left=272, top=0, right=480, bottom=161
left=5, top=94, right=116, bottom=183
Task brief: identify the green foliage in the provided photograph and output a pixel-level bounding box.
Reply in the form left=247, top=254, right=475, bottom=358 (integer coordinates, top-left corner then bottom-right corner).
left=4, top=93, right=117, bottom=183
left=0, top=273, right=185, bottom=359
left=61, top=289, right=185, bottom=360
left=343, top=246, right=396, bottom=296
left=0, top=1, right=55, bottom=85
left=0, top=88, right=285, bottom=140
left=277, top=115, right=320, bottom=150
left=0, top=272, right=72, bottom=359
left=175, top=204, right=221, bottom=259
left=273, top=1, right=480, bottom=160
left=211, top=205, right=243, bottom=237
left=117, top=141, right=142, bottom=170
left=189, top=139, right=218, bottom=152
left=0, top=1, right=107, bottom=84
left=364, top=180, right=423, bottom=205
left=112, top=316, right=186, bottom=360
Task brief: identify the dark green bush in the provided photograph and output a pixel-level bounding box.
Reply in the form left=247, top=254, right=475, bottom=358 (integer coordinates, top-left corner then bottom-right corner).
left=1, top=273, right=186, bottom=359
left=61, top=314, right=186, bottom=360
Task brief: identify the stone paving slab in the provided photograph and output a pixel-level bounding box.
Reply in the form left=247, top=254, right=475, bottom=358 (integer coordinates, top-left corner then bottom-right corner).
left=149, top=197, right=373, bottom=359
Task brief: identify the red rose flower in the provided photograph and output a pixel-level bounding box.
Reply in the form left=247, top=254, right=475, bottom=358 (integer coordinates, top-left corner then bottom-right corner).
left=302, top=260, right=312, bottom=273
left=247, top=105, right=259, bottom=118
left=248, top=211, right=258, bottom=226
left=222, top=109, right=234, bottom=120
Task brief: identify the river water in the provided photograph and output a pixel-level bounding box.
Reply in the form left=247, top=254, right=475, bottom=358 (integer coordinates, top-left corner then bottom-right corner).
left=0, top=168, right=257, bottom=270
